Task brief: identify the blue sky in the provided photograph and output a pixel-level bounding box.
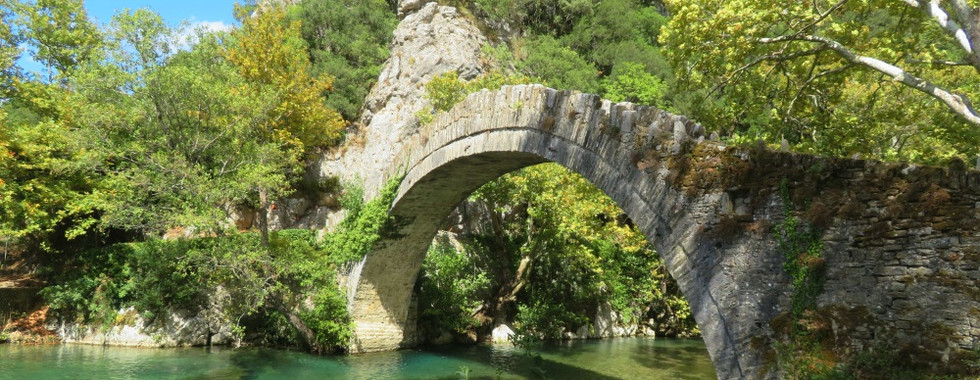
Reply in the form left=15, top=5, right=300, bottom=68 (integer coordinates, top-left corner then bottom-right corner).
left=16, top=1, right=240, bottom=75
left=84, top=1, right=239, bottom=28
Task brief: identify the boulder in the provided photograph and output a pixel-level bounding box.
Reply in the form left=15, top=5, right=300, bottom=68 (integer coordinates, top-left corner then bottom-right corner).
left=491, top=323, right=515, bottom=343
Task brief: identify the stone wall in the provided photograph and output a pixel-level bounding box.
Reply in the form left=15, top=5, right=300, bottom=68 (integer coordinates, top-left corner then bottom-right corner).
left=342, top=82, right=980, bottom=379
left=685, top=144, right=980, bottom=376
left=759, top=152, right=980, bottom=370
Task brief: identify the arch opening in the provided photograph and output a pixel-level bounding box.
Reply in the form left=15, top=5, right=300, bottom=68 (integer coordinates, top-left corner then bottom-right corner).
left=412, top=161, right=704, bottom=358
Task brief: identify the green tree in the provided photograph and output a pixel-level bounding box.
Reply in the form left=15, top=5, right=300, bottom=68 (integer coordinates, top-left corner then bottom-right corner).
left=457, top=0, right=672, bottom=108
left=41, top=229, right=354, bottom=353
left=514, top=35, right=600, bottom=93
left=225, top=7, right=344, bottom=153
left=661, top=0, right=980, bottom=163
left=603, top=61, right=667, bottom=106
left=472, top=0, right=596, bottom=37
left=16, top=0, right=100, bottom=82
left=558, top=0, right=669, bottom=77
left=293, top=0, right=397, bottom=121
left=0, top=1, right=22, bottom=95
left=0, top=91, right=96, bottom=250
left=419, top=164, right=694, bottom=339
left=416, top=234, right=491, bottom=335
left=0, top=0, right=101, bottom=251
left=225, top=7, right=346, bottom=245
left=2, top=1, right=363, bottom=354
left=68, top=9, right=267, bottom=236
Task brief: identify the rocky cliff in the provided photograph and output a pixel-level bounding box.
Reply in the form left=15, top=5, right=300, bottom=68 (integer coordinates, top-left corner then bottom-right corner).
left=315, top=1, right=487, bottom=201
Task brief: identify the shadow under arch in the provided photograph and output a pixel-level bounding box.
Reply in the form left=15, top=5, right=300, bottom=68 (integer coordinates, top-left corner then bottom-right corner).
left=346, top=85, right=775, bottom=380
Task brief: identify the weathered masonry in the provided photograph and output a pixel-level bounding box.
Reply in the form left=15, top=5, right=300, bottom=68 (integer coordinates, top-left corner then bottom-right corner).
left=341, top=84, right=980, bottom=379
left=311, top=2, right=980, bottom=379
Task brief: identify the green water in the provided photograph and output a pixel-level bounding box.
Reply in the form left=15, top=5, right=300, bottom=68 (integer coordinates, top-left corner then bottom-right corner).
left=0, top=337, right=716, bottom=379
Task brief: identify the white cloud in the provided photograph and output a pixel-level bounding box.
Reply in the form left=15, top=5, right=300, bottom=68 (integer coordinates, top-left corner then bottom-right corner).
left=172, top=20, right=235, bottom=51
left=191, top=20, right=234, bottom=34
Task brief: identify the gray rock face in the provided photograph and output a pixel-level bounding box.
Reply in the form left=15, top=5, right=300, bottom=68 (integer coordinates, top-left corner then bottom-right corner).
left=397, top=0, right=434, bottom=18
left=316, top=2, right=487, bottom=201
left=54, top=306, right=234, bottom=348
left=321, top=0, right=491, bottom=351
left=53, top=287, right=236, bottom=348
left=591, top=301, right=630, bottom=339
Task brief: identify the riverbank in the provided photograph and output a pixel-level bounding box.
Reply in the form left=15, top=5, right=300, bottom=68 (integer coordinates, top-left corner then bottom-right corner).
left=2, top=300, right=235, bottom=348
left=2, top=302, right=680, bottom=350
left=0, top=281, right=58, bottom=345
left=1, top=306, right=59, bottom=345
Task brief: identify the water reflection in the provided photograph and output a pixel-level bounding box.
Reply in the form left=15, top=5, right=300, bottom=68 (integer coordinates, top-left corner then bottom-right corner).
left=0, top=337, right=715, bottom=379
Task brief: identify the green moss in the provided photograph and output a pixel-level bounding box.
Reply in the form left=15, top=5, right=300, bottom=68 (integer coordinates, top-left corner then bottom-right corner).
left=417, top=71, right=534, bottom=124
left=775, top=178, right=826, bottom=319
left=323, top=176, right=402, bottom=265
left=762, top=178, right=835, bottom=378
left=765, top=304, right=980, bottom=378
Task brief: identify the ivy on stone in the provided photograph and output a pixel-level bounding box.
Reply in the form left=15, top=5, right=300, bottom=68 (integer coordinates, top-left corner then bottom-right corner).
left=775, top=178, right=826, bottom=319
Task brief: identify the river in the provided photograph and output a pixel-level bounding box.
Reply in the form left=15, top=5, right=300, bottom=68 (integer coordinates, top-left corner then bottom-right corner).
left=0, top=337, right=716, bottom=379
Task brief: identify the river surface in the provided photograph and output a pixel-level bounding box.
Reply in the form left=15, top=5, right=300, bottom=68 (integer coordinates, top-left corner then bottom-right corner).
left=0, top=337, right=716, bottom=379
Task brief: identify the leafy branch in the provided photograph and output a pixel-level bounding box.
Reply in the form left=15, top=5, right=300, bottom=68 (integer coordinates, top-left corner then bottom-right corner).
left=758, top=32, right=980, bottom=126
left=754, top=1, right=980, bottom=127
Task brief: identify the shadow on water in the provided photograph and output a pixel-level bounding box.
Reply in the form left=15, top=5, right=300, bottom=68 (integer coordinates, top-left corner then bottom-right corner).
left=422, top=343, right=623, bottom=380
left=527, top=337, right=716, bottom=380
left=423, top=337, right=715, bottom=380
left=628, top=339, right=717, bottom=379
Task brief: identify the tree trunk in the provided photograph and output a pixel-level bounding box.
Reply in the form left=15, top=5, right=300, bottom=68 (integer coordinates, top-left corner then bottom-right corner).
left=473, top=255, right=532, bottom=335
left=269, top=292, right=322, bottom=353
left=469, top=201, right=535, bottom=338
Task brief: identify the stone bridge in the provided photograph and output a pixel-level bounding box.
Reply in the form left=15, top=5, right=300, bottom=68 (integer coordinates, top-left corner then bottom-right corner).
left=339, top=84, right=980, bottom=379
left=310, top=3, right=980, bottom=379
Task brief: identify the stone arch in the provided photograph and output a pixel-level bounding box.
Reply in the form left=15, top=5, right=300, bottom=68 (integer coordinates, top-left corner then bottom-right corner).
left=346, top=85, right=773, bottom=379
left=345, top=83, right=980, bottom=379
left=332, top=3, right=980, bottom=378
